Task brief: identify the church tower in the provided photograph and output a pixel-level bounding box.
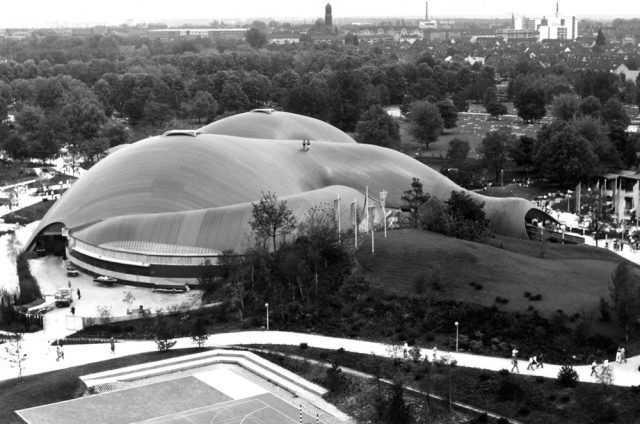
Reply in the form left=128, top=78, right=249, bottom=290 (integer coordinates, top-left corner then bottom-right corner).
left=325, top=3, right=332, bottom=27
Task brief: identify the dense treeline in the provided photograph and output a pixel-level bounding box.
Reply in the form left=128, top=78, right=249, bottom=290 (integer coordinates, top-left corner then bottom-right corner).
left=0, top=34, right=501, bottom=161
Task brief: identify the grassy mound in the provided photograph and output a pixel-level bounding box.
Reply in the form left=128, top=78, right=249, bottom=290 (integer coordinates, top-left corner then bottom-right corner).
left=357, top=229, right=629, bottom=318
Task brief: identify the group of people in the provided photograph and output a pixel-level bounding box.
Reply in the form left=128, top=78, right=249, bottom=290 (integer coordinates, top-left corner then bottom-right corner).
left=510, top=348, right=544, bottom=373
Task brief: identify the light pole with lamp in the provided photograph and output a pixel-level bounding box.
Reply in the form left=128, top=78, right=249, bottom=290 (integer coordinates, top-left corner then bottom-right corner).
left=454, top=321, right=459, bottom=352
left=265, top=302, right=269, bottom=331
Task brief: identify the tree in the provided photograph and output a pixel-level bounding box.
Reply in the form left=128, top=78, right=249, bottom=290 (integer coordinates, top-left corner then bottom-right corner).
left=552, top=94, right=580, bottom=121
left=482, top=86, right=498, bottom=108
left=479, top=128, right=513, bottom=182
left=445, top=138, right=470, bottom=167
left=514, top=84, right=546, bottom=123
left=249, top=192, right=297, bottom=251
left=573, top=117, right=620, bottom=169
left=155, top=318, right=177, bottom=352
left=401, top=178, right=430, bottom=228
left=594, top=28, right=606, bottom=51
left=533, top=121, right=598, bottom=184
left=444, top=191, right=490, bottom=241
left=579, top=95, right=602, bottom=118
left=184, top=90, right=218, bottom=123
left=3, top=332, right=27, bottom=381
left=436, top=99, right=458, bottom=129
left=486, top=101, right=508, bottom=120
left=408, top=100, right=444, bottom=150
left=122, top=291, right=135, bottom=312
left=376, top=381, right=411, bottom=424
left=609, top=262, right=640, bottom=342
left=354, top=104, right=400, bottom=149
left=245, top=28, right=268, bottom=49
left=191, top=317, right=208, bottom=348
left=584, top=191, right=612, bottom=247
left=509, top=135, right=535, bottom=171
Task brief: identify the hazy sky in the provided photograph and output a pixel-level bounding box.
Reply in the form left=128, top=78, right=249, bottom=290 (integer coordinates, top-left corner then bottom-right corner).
left=0, top=0, right=636, bottom=28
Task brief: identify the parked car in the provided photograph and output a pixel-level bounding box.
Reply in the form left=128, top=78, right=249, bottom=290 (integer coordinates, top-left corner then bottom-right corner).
left=54, top=287, right=73, bottom=307
left=93, top=275, right=117, bottom=286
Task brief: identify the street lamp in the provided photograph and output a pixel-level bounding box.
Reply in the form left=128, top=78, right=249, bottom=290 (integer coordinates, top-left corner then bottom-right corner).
left=265, top=302, right=269, bottom=331
left=454, top=321, right=459, bottom=352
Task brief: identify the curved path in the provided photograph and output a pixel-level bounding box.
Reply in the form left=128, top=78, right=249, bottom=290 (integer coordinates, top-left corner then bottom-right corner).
left=2, top=330, right=639, bottom=387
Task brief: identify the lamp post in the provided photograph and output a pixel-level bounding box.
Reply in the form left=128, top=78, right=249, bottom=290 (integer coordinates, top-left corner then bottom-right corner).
left=265, top=302, right=269, bottom=331
left=454, top=321, right=459, bottom=352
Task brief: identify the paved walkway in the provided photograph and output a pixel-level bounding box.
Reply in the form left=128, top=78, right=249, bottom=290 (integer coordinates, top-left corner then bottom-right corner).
left=2, top=330, right=639, bottom=386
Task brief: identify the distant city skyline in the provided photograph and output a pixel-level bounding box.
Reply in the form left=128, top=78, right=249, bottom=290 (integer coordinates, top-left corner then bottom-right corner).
left=0, top=0, right=638, bottom=28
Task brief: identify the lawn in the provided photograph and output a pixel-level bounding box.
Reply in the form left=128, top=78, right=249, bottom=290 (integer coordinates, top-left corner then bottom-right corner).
left=357, top=228, right=630, bottom=320
left=398, top=110, right=543, bottom=160
left=0, top=347, right=205, bottom=424
left=1, top=199, right=56, bottom=224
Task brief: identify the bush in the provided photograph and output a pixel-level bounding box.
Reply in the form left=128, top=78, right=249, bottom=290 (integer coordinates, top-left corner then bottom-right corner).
left=524, top=291, right=531, bottom=298
left=324, top=363, right=350, bottom=395
left=557, top=365, right=579, bottom=388
left=529, top=294, right=542, bottom=301
left=299, top=342, right=308, bottom=349
left=16, top=252, right=43, bottom=305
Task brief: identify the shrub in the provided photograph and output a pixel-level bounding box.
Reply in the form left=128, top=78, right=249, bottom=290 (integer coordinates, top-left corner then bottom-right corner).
left=529, top=294, right=542, bottom=301
left=496, top=376, right=524, bottom=401
left=299, top=342, right=308, bottom=349
left=324, top=363, right=350, bottom=395
left=524, top=291, right=531, bottom=298
left=16, top=252, right=43, bottom=305
left=557, top=365, right=579, bottom=388
left=517, top=406, right=530, bottom=417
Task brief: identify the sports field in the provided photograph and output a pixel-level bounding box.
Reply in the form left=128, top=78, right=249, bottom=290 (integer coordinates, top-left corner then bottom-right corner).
left=17, top=370, right=324, bottom=424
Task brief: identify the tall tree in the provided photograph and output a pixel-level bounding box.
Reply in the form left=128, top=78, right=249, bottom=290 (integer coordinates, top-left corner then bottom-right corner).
left=609, top=262, right=640, bottom=342
left=408, top=100, right=443, bottom=150
left=436, top=99, right=458, bottom=129
left=514, top=84, right=546, bottom=124
left=552, top=94, right=580, bottom=121
left=354, top=104, right=400, bottom=148
left=479, top=128, right=514, bottom=182
left=445, top=138, right=470, bottom=168
left=245, top=28, right=268, bottom=49
left=249, top=192, right=297, bottom=252
left=486, top=101, right=508, bottom=120
left=401, top=178, right=430, bottom=228
left=533, top=121, right=597, bottom=184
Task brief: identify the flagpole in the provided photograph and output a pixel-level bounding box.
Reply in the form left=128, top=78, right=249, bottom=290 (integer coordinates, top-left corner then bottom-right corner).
left=365, top=186, right=369, bottom=233
left=353, top=199, right=358, bottom=248
left=337, top=196, right=341, bottom=243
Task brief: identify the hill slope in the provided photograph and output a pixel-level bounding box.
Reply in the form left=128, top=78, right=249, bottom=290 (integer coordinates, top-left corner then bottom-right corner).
left=357, top=229, right=632, bottom=317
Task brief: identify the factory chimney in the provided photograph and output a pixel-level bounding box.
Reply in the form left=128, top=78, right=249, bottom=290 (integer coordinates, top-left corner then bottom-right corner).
left=426, top=1, right=429, bottom=20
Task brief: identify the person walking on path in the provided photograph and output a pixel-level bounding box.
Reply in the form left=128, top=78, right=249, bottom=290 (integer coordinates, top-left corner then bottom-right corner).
left=616, top=347, right=622, bottom=363
left=110, top=337, right=116, bottom=354
left=536, top=352, right=544, bottom=369
left=402, top=341, right=408, bottom=358
left=590, top=360, right=598, bottom=377
left=77, top=288, right=81, bottom=300
left=56, top=346, right=64, bottom=361
left=511, top=356, right=519, bottom=373
left=432, top=346, right=438, bottom=362
left=621, top=347, right=627, bottom=363
left=526, top=356, right=536, bottom=371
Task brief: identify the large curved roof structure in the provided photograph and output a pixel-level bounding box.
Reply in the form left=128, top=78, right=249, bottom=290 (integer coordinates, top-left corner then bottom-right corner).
left=28, top=110, right=544, bottom=286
